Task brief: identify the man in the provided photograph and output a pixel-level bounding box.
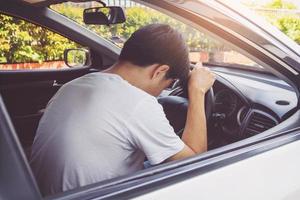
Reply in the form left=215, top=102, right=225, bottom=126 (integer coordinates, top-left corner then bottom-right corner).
left=30, top=24, right=215, bottom=196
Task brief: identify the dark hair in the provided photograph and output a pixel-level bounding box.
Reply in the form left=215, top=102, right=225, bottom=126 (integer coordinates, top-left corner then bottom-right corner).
left=119, top=24, right=190, bottom=82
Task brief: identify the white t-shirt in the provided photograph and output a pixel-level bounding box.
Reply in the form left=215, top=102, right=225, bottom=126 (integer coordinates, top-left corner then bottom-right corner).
left=30, top=72, right=184, bottom=195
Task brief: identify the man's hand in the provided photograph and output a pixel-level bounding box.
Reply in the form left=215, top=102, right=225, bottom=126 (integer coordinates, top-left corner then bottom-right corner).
left=167, top=63, right=215, bottom=162
left=188, top=62, right=216, bottom=95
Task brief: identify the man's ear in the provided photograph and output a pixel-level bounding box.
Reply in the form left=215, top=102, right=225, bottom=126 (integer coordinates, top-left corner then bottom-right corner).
left=151, top=64, right=170, bottom=80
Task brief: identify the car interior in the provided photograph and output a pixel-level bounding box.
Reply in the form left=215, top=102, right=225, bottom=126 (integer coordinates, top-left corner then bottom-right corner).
left=0, top=0, right=299, bottom=197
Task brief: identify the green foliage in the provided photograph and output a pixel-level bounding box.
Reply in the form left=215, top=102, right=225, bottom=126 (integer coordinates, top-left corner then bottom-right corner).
left=66, top=49, right=86, bottom=67
left=275, top=16, right=300, bottom=44
left=264, top=0, right=297, bottom=9
left=0, top=15, right=35, bottom=63
left=0, top=14, right=80, bottom=64
left=120, top=7, right=223, bottom=51
left=53, top=4, right=84, bottom=24
left=52, top=5, right=223, bottom=51
left=2, top=1, right=299, bottom=64
left=259, top=0, right=300, bottom=44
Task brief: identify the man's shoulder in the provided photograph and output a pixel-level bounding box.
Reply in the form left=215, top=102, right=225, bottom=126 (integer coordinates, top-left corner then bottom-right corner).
left=56, top=72, right=159, bottom=115
left=90, top=72, right=156, bottom=103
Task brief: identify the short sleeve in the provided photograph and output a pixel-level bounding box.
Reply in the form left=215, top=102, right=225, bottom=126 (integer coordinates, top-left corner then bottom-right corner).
left=126, top=97, right=185, bottom=165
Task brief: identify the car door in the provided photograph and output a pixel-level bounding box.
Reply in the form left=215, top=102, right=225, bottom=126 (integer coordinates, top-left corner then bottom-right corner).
left=0, top=12, right=94, bottom=158
left=1, top=0, right=300, bottom=200
left=0, top=95, right=41, bottom=200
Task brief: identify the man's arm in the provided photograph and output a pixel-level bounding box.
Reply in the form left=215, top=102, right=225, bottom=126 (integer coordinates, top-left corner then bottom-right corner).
left=166, top=64, right=215, bottom=162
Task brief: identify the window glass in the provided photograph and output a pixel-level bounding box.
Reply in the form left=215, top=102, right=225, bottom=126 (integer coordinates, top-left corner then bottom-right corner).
left=0, top=14, right=82, bottom=70
left=51, top=0, right=263, bottom=71
left=240, top=0, right=300, bottom=45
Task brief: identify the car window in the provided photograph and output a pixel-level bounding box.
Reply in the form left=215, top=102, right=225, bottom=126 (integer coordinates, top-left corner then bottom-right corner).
left=51, top=0, right=264, bottom=72
left=0, top=13, right=82, bottom=71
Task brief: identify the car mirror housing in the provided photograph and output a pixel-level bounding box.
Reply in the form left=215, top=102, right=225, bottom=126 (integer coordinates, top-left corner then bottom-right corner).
left=83, top=6, right=126, bottom=25
left=64, top=48, right=91, bottom=68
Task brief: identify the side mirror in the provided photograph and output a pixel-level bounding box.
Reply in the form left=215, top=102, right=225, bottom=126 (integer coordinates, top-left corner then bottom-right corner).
left=83, top=6, right=126, bottom=25
left=64, top=48, right=91, bottom=68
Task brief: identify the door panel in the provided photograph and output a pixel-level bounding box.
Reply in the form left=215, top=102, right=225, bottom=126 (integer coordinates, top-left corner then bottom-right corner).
left=0, top=96, right=42, bottom=200
left=0, top=12, right=93, bottom=159
left=0, top=81, right=59, bottom=157
left=135, top=139, right=300, bottom=200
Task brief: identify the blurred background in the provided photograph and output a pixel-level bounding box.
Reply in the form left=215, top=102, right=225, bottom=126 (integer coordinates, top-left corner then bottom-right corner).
left=1, top=0, right=299, bottom=70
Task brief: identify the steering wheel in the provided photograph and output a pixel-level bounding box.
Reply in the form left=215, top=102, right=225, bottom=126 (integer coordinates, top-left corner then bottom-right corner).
left=158, top=85, right=215, bottom=137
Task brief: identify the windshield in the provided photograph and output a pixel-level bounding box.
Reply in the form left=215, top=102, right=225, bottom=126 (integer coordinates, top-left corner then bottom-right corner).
left=51, top=0, right=264, bottom=71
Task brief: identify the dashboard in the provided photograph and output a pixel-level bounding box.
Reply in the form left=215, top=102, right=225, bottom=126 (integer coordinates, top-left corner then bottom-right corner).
left=211, top=67, right=297, bottom=143
left=160, top=66, right=298, bottom=148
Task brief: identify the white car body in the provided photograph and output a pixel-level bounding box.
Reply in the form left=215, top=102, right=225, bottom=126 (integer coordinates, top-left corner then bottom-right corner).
left=1, top=0, right=300, bottom=200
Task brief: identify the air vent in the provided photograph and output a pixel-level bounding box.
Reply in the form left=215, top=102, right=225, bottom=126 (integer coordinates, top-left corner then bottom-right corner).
left=244, top=112, right=277, bottom=136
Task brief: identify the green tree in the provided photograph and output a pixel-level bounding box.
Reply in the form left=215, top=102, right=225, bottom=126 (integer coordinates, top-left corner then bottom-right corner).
left=265, top=0, right=297, bottom=9
left=275, top=16, right=300, bottom=43
left=0, top=15, right=37, bottom=63
left=51, top=4, right=223, bottom=52
left=0, top=13, right=79, bottom=64
left=263, top=0, right=300, bottom=44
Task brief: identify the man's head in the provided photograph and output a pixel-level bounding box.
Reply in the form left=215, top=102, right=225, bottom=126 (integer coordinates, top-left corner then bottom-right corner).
left=118, top=24, right=190, bottom=96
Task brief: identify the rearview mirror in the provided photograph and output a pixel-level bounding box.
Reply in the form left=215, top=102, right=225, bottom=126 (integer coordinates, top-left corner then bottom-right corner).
left=83, top=6, right=126, bottom=25
left=64, top=48, right=91, bottom=68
